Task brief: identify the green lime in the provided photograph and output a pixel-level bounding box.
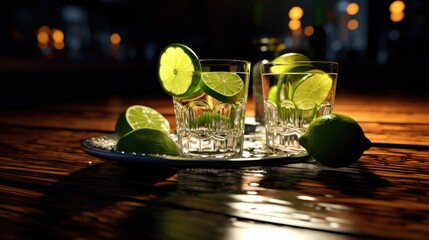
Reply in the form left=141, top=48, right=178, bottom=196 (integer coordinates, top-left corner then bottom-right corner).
left=267, top=85, right=278, bottom=104
left=292, top=71, right=333, bottom=110
left=116, top=128, right=180, bottom=156
left=298, top=113, right=372, bottom=168
left=276, top=75, right=299, bottom=102
left=272, top=52, right=310, bottom=63
left=115, top=105, right=170, bottom=138
left=199, top=72, right=244, bottom=103
left=270, top=52, right=310, bottom=73
left=193, top=112, right=231, bottom=128
left=158, top=43, right=202, bottom=98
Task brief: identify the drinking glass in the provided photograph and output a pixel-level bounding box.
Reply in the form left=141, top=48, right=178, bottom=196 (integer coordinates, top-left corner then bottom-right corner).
left=261, top=61, right=339, bottom=156
left=173, top=59, right=251, bottom=158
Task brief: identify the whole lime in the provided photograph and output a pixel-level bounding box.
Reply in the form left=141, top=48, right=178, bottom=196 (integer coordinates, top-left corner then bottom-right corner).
left=298, top=113, right=372, bottom=168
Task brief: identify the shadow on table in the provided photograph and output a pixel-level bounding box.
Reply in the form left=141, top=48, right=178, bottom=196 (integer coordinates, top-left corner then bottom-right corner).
left=18, top=159, right=391, bottom=239
left=16, top=161, right=178, bottom=239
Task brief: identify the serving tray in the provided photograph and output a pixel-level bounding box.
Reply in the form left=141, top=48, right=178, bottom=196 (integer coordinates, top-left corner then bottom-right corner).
left=81, top=134, right=310, bottom=168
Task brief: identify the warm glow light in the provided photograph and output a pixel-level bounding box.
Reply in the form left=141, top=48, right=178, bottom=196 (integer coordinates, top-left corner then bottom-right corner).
left=37, top=32, right=49, bottom=45
left=288, top=19, right=301, bottom=31
left=304, top=25, right=314, bottom=36
left=51, top=29, right=64, bottom=43
left=292, top=28, right=302, bottom=36
left=53, top=41, right=65, bottom=50
left=288, top=6, right=303, bottom=19
left=346, top=3, right=359, bottom=15
left=390, top=0, right=405, bottom=14
left=390, top=12, right=405, bottom=22
left=347, top=19, right=359, bottom=30
left=37, top=26, right=50, bottom=45
left=110, top=33, right=121, bottom=45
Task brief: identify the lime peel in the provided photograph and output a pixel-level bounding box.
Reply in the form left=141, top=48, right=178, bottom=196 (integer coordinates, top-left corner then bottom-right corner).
left=298, top=113, right=372, bottom=168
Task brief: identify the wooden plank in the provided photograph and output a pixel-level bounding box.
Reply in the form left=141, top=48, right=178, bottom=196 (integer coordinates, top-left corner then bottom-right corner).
left=1, top=93, right=428, bottom=147
left=1, top=126, right=429, bottom=239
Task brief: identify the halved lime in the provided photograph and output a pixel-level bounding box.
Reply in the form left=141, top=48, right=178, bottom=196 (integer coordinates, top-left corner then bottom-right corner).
left=115, top=105, right=170, bottom=137
left=199, top=72, right=244, bottom=103
left=272, top=52, right=310, bottom=63
left=292, top=71, right=333, bottom=110
left=116, top=128, right=180, bottom=156
left=270, top=52, right=310, bottom=73
left=158, top=43, right=202, bottom=98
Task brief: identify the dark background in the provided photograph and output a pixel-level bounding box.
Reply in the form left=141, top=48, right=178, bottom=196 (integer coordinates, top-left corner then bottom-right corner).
left=1, top=0, right=428, bottom=108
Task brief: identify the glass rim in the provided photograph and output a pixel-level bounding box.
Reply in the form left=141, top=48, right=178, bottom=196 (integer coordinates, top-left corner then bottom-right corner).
left=262, top=60, right=339, bottom=66
left=200, top=59, right=251, bottom=64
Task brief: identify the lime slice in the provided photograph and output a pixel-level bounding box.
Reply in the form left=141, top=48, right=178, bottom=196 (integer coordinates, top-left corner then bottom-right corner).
left=115, top=105, right=170, bottom=138
left=292, top=71, right=333, bottom=110
left=116, top=128, right=180, bottom=156
left=158, top=43, right=202, bottom=98
left=267, top=85, right=278, bottom=104
left=199, top=72, right=244, bottom=103
left=270, top=52, right=310, bottom=73
left=193, top=112, right=232, bottom=128
left=272, top=52, right=310, bottom=63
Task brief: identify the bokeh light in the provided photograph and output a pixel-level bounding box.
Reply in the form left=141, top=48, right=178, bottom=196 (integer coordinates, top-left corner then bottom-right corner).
left=289, top=6, right=303, bottom=20
left=390, top=1, right=405, bottom=14
left=110, top=33, right=121, bottom=45
left=390, top=12, right=405, bottom=22
left=288, top=19, right=301, bottom=31
left=304, top=26, right=314, bottom=36
left=346, top=3, right=359, bottom=15
left=347, top=19, right=359, bottom=30
left=37, top=26, right=50, bottom=45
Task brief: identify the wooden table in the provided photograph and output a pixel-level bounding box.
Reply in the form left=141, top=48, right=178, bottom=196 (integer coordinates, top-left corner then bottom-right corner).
left=1, top=89, right=428, bottom=240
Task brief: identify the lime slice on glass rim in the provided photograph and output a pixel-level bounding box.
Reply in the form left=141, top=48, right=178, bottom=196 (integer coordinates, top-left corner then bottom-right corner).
left=115, top=105, right=170, bottom=138
left=199, top=72, right=244, bottom=103
left=291, top=70, right=333, bottom=110
left=158, top=43, right=202, bottom=98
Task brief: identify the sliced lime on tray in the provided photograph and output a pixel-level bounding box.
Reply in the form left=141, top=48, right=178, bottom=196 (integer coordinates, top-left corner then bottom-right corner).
left=116, top=128, right=180, bottom=156
left=115, top=105, right=170, bottom=137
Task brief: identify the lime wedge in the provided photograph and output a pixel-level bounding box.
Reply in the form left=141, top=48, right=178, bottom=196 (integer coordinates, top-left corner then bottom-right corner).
left=116, top=128, right=180, bottom=156
left=199, top=72, right=244, bottom=103
left=267, top=85, right=278, bottom=104
left=115, top=105, right=170, bottom=137
left=292, top=71, right=333, bottom=110
left=270, top=52, right=310, bottom=73
left=158, top=43, right=202, bottom=98
left=193, top=112, right=232, bottom=128
left=272, top=52, right=310, bottom=63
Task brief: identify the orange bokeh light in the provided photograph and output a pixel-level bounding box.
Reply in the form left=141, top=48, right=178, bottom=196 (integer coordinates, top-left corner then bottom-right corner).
left=289, top=6, right=303, bottom=19
left=347, top=19, right=359, bottom=30
left=390, top=1, right=405, bottom=14
left=288, top=19, right=301, bottom=31
left=346, top=3, right=359, bottom=15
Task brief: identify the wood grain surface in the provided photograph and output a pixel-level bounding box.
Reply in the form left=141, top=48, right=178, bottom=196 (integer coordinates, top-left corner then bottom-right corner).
left=1, top=90, right=428, bottom=239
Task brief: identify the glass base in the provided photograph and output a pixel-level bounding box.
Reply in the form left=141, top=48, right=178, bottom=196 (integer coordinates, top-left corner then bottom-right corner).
left=178, top=135, right=244, bottom=159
